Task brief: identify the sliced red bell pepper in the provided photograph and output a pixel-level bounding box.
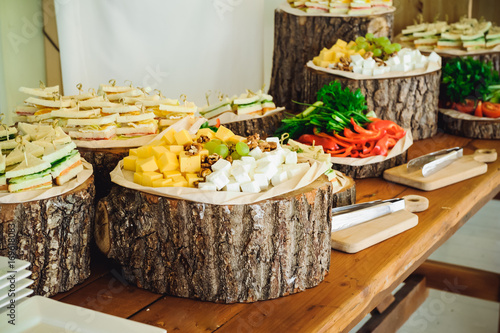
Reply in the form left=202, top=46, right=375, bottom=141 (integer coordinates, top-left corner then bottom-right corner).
left=297, top=134, right=339, bottom=151
left=482, top=102, right=500, bottom=118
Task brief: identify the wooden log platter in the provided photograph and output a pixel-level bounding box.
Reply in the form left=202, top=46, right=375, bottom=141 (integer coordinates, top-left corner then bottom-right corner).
left=332, top=151, right=409, bottom=178
left=95, top=173, right=356, bottom=303
left=269, top=6, right=394, bottom=112
left=438, top=108, right=500, bottom=139
left=78, top=147, right=129, bottom=199
left=303, top=67, right=441, bottom=140
left=221, top=109, right=285, bottom=138
left=0, top=176, right=95, bottom=297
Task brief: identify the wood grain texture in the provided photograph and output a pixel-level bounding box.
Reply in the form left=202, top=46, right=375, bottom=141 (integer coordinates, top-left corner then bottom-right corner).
left=269, top=8, right=394, bottom=111
left=0, top=176, right=95, bottom=297
left=222, top=110, right=285, bottom=138
left=303, top=68, right=441, bottom=140
left=439, top=109, right=500, bottom=140
left=332, top=151, right=408, bottom=179
left=96, top=174, right=356, bottom=303
left=78, top=147, right=129, bottom=199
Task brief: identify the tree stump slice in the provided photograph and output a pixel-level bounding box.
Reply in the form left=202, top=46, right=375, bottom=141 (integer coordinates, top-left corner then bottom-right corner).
left=438, top=108, right=500, bottom=139
left=222, top=110, right=285, bottom=138
left=269, top=7, right=394, bottom=112
left=303, top=67, right=441, bottom=140
left=78, top=147, right=129, bottom=199
left=95, top=174, right=356, bottom=303
left=439, top=51, right=500, bottom=74
left=0, top=176, right=95, bottom=297
left=332, top=151, right=408, bottom=178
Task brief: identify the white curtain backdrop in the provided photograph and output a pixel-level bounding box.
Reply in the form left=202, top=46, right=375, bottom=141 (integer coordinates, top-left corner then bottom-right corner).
left=55, top=0, right=276, bottom=107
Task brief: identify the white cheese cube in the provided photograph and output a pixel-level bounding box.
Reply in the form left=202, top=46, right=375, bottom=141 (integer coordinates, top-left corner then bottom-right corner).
left=403, top=62, right=414, bottom=72
left=390, top=56, right=401, bottom=66
left=223, top=180, right=241, bottom=192
left=363, top=58, right=376, bottom=69
left=257, top=154, right=281, bottom=167
left=254, top=161, right=278, bottom=180
left=249, top=147, right=263, bottom=159
left=271, top=171, right=288, bottom=187
left=362, top=68, right=373, bottom=76
left=428, top=51, right=441, bottom=63
left=350, top=54, right=364, bottom=66
left=372, top=67, right=385, bottom=76
left=197, top=182, right=217, bottom=191
left=414, top=62, right=425, bottom=69
left=240, top=181, right=261, bottom=193
left=391, top=63, right=404, bottom=72
left=266, top=137, right=280, bottom=144
left=402, top=54, right=412, bottom=64
left=352, top=65, right=363, bottom=74
left=230, top=164, right=251, bottom=183
left=241, top=156, right=256, bottom=165
left=285, top=151, right=298, bottom=164
left=253, top=173, right=269, bottom=191
left=206, top=170, right=230, bottom=190
left=211, top=159, right=231, bottom=174
left=283, top=164, right=304, bottom=178
left=269, top=149, right=286, bottom=164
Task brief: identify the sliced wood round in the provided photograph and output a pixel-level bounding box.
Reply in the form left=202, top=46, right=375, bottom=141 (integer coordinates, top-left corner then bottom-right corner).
left=303, top=68, right=441, bottom=140
left=222, top=110, right=285, bottom=138
left=269, top=8, right=394, bottom=111
left=438, top=108, right=500, bottom=139
left=332, top=151, right=408, bottom=178
left=78, top=147, right=129, bottom=199
left=0, top=176, right=95, bottom=297
left=95, top=174, right=355, bottom=303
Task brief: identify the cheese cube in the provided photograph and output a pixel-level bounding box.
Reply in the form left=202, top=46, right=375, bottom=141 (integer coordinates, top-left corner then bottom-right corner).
left=197, top=182, right=217, bottom=191
left=157, top=151, right=179, bottom=172
left=136, top=146, right=152, bottom=159
left=347, top=41, right=356, bottom=49
left=414, top=62, right=425, bottom=69
left=206, top=170, right=230, bottom=190
left=403, top=62, right=414, bottom=72
left=168, top=145, right=184, bottom=155
left=223, top=180, right=241, bottom=192
left=320, top=60, right=331, bottom=68
left=214, top=126, right=235, bottom=142
left=357, top=49, right=366, bottom=56
left=196, top=128, right=215, bottom=139
left=240, top=181, right=261, bottom=193
left=148, top=139, right=162, bottom=146
left=179, top=151, right=201, bottom=173
left=133, top=172, right=143, bottom=185
left=151, top=145, right=169, bottom=159
left=402, top=54, right=412, bottom=64
left=211, top=158, right=231, bottom=174
left=163, top=170, right=182, bottom=179
left=255, top=161, right=278, bottom=180
left=253, top=173, right=269, bottom=191
left=285, top=151, right=298, bottom=164
left=352, top=65, right=363, bottom=74
left=123, top=155, right=138, bottom=171
left=226, top=135, right=247, bottom=144
left=323, top=50, right=335, bottom=62
left=428, top=51, right=441, bottom=63
left=137, top=156, right=158, bottom=172
left=129, top=148, right=139, bottom=156
left=350, top=54, right=364, bottom=66
left=142, top=171, right=163, bottom=187
left=363, top=58, right=376, bottom=69
left=249, top=147, right=263, bottom=159
left=271, top=171, right=288, bottom=187
left=153, top=178, right=173, bottom=187
left=171, top=175, right=188, bottom=187
left=336, top=39, right=347, bottom=48
left=362, top=68, right=373, bottom=76
left=174, top=130, right=193, bottom=146
left=230, top=164, right=251, bottom=183
left=163, top=128, right=177, bottom=145
left=199, top=149, right=209, bottom=158
left=186, top=173, right=204, bottom=187
left=373, top=67, right=385, bottom=76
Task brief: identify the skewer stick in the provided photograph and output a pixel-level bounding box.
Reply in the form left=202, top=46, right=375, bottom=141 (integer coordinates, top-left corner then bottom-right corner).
left=468, top=0, right=473, bottom=19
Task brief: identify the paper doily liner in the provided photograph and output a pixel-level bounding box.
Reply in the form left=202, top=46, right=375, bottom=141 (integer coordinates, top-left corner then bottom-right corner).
left=0, top=160, right=93, bottom=204
left=207, top=107, right=285, bottom=126
left=439, top=108, right=500, bottom=122
left=307, top=60, right=441, bottom=80
left=279, top=2, right=396, bottom=18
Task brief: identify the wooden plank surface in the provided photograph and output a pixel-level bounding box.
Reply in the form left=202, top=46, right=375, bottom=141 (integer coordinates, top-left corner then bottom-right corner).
left=53, top=132, right=500, bottom=333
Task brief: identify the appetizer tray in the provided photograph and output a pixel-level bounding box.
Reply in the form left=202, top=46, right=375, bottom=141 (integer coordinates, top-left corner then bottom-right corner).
left=439, top=108, right=500, bottom=139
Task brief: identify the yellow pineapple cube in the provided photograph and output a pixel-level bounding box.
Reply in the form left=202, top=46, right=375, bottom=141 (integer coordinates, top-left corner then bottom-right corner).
left=174, top=129, right=193, bottom=146
left=320, top=60, right=330, bottom=68
left=358, top=49, right=366, bottom=56
left=123, top=155, right=138, bottom=171
left=347, top=41, right=357, bottom=49
left=129, top=148, right=139, bottom=156
left=323, top=50, right=335, bottom=62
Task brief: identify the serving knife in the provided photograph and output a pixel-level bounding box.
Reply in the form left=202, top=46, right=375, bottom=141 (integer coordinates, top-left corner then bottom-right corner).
left=407, top=147, right=463, bottom=177
left=331, top=198, right=405, bottom=232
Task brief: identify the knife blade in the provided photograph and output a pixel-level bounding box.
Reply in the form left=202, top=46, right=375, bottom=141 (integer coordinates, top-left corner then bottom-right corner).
left=331, top=198, right=405, bottom=232
left=421, top=149, right=463, bottom=177
left=407, top=147, right=462, bottom=174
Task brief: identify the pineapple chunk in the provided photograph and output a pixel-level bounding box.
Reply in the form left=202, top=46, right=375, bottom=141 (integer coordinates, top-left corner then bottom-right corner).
left=226, top=135, right=247, bottom=144
left=129, top=148, right=139, bottom=156
left=347, top=41, right=357, bottom=49
left=123, top=155, right=138, bottom=171
left=358, top=48, right=366, bottom=56
left=336, top=39, right=347, bottom=48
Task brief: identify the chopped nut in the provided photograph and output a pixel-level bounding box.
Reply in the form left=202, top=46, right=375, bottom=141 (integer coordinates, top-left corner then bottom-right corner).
left=364, top=51, right=373, bottom=59
left=201, top=162, right=211, bottom=168
left=201, top=168, right=212, bottom=177
left=184, top=143, right=203, bottom=156
left=225, top=155, right=233, bottom=163
left=268, top=142, right=277, bottom=150
left=207, top=154, right=220, bottom=165
left=258, top=141, right=271, bottom=152
left=196, top=135, right=210, bottom=144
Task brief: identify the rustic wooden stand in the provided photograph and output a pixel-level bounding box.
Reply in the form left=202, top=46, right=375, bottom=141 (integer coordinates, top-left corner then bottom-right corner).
left=439, top=108, right=500, bottom=139
left=269, top=7, right=394, bottom=111
left=222, top=110, right=285, bottom=138
left=303, top=68, right=441, bottom=140
left=95, top=174, right=355, bottom=303
left=332, top=151, right=408, bottom=178
left=0, top=176, right=95, bottom=297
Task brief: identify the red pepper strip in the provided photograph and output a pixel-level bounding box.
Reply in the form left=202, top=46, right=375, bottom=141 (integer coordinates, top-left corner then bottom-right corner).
left=330, top=146, right=353, bottom=157
left=314, top=132, right=354, bottom=148
left=362, top=141, right=374, bottom=154
left=216, top=118, right=221, bottom=128
left=350, top=118, right=379, bottom=136
left=297, top=134, right=339, bottom=151
left=350, top=149, right=360, bottom=158
left=371, top=135, right=391, bottom=156
left=334, top=132, right=383, bottom=144
left=387, top=137, right=397, bottom=149
left=367, top=120, right=405, bottom=139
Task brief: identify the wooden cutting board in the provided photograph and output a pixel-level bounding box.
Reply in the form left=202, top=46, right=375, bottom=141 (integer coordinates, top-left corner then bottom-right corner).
left=383, top=149, right=497, bottom=191
left=331, top=209, right=418, bottom=253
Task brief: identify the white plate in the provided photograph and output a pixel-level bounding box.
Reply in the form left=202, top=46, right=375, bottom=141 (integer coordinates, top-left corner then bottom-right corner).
left=0, top=257, right=30, bottom=280
left=0, top=278, right=34, bottom=302
left=0, top=288, right=33, bottom=308
left=0, top=296, right=167, bottom=333
left=0, top=270, right=32, bottom=290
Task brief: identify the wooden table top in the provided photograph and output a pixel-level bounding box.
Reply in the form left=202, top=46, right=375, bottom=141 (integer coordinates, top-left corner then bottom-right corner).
left=53, top=132, right=500, bottom=333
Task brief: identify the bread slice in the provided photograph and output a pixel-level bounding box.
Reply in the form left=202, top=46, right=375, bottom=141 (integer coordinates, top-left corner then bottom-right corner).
left=19, top=85, right=59, bottom=98
left=68, top=124, right=117, bottom=140
left=116, top=112, right=156, bottom=123
left=8, top=174, right=52, bottom=193
left=42, top=142, right=77, bottom=164
left=25, top=97, right=71, bottom=108
left=5, top=153, right=51, bottom=179
left=6, top=142, right=45, bottom=166
left=55, top=163, right=84, bottom=186
left=51, top=151, right=81, bottom=178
